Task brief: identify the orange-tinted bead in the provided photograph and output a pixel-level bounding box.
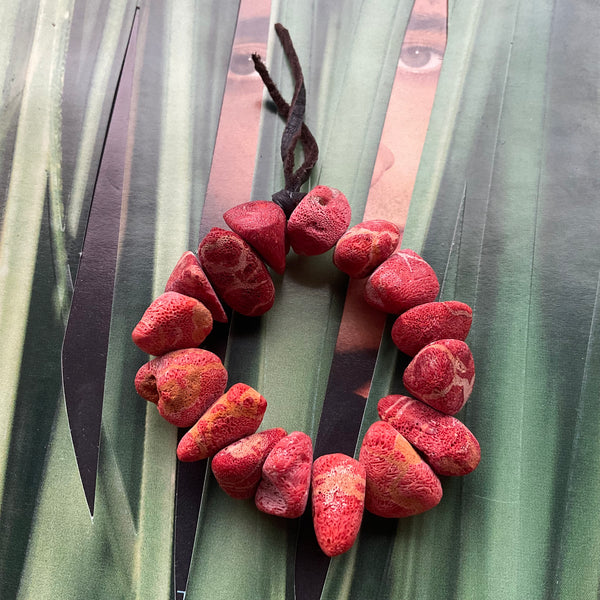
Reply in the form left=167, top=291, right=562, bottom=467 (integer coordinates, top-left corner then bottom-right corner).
left=134, top=348, right=227, bottom=428
left=177, top=383, right=267, bottom=462
left=359, top=421, right=442, bottom=518
left=311, top=453, right=366, bottom=556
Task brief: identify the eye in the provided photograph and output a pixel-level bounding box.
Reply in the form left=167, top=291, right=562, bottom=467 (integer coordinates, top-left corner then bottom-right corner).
left=397, top=45, right=443, bottom=74
left=228, top=44, right=266, bottom=81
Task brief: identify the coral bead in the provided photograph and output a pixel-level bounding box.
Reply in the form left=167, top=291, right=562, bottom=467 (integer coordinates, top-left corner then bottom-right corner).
left=359, top=421, right=442, bottom=518
left=255, top=431, right=313, bottom=518
left=177, top=383, right=267, bottom=462
left=164, top=251, right=228, bottom=323
left=378, top=395, right=481, bottom=476
left=403, top=339, right=475, bottom=415
left=223, top=201, right=288, bottom=274
left=391, top=300, right=472, bottom=356
left=287, top=186, right=351, bottom=256
left=333, top=219, right=400, bottom=278
left=364, top=249, right=439, bottom=314
left=198, top=228, right=275, bottom=317
left=311, top=453, right=366, bottom=556
left=211, top=428, right=288, bottom=499
left=131, top=291, right=213, bottom=356
left=134, top=348, right=228, bottom=428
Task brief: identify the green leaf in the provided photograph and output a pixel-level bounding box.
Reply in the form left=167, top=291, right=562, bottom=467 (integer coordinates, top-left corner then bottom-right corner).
left=2, top=0, right=600, bottom=598
left=185, top=3, right=416, bottom=599
left=324, top=0, right=600, bottom=598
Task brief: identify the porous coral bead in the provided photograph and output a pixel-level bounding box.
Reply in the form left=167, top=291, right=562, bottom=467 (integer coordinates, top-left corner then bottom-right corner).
left=287, top=186, right=351, bottom=256
left=255, top=431, right=313, bottom=518
left=403, top=339, right=475, bottom=415
left=131, top=291, right=213, bottom=356
left=364, top=249, right=439, bottom=314
left=358, top=421, right=442, bottom=518
left=333, top=219, right=400, bottom=278
left=177, top=383, right=267, bottom=462
left=391, top=300, right=472, bottom=356
left=223, top=201, right=288, bottom=274
left=134, top=348, right=228, bottom=428
left=198, top=228, right=275, bottom=317
left=211, top=428, right=287, bottom=499
left=164, top=251, right=228, bottom=323
left=378, top=395, right=480, bottom=476
left=311, top=453, right=366, bottom=556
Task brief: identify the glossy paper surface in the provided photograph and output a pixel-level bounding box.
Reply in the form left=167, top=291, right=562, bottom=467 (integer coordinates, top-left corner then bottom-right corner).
left=1, top=1, right=598, bottom=599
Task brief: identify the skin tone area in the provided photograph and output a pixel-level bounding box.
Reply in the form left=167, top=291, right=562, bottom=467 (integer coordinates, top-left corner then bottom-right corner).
left=204, top=0, right=447, bottom=363
left=336, top=0, right=447, bottom=362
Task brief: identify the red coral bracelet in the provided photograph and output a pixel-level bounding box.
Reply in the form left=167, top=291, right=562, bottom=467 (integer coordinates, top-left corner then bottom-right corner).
left=131, top=23, right=480, bottom=557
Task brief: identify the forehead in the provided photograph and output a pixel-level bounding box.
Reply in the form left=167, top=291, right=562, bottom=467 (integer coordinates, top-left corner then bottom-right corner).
left=239, top=0, right=271, bottom=21
left=410, top=0, right=447, bottom=30
left=236, top=0, right=447, bottom=36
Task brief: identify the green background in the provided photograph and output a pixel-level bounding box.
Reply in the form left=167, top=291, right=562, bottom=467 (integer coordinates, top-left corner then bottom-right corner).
left=0, top=0, right=598, bottom=598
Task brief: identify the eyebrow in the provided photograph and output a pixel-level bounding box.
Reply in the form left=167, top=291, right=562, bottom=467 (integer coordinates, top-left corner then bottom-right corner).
left=236, top=16, right=270, bottom=41
left=406, top=14, right=447, bottom=32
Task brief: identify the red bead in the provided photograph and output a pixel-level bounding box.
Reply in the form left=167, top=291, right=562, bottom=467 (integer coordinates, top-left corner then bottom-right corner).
left=378, top=395, right=480, bottom=476
left=164, top=251, right=228, bottom=323
left=333, top=219, right=400, bottom=278
left=359, top=421, right=442, bottom=518
left=403, top=339, right=475, bottom=415
left=364, top=249, right=439, bottom=314
left=176, top=383, right=267, bottom=462
left=131, top=291, right=213, bottom=356
left=255, top=431, right=313, bottom=518
left=198, top=228, right=275, bottom=317
left=391, top=300, right=472, bottom=356
left=134, top=348, right=228, bottom=428
left=211, top=428, right=288, bottom=499
left=287, top=186, right=351, bottom=256
left=223, top=201, right=288, bottom=275
left=311, top=453, right=366, bottom=556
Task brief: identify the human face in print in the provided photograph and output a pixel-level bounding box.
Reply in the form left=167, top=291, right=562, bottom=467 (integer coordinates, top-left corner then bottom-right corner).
left=366, top=0, right=447, bottom=224
left=212, top=0, right=446, bottom=226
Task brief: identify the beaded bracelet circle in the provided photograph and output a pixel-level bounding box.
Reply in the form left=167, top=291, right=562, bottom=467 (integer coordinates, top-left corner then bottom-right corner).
left=131, top=24, right=480, bottom=558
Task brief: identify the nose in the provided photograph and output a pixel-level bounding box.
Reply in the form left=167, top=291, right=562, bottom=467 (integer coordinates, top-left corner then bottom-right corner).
left=371, top=143, right=395, bottom=186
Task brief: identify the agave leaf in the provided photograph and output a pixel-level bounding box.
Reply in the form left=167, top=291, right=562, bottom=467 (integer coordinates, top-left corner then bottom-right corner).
left=0, top=0, right=138, bottom=597
left=99, top=1, right=240, bottom=597
left=185, top=2, right=416, bottom=599
left=3, top=0, right=600, bottom=598
left=324, top=0, right=600, bottom=598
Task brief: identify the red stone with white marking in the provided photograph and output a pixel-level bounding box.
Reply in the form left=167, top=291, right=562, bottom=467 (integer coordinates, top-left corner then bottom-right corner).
left=364, top=249, right=439, bottom=314
left=255, top=431, right=313, bottom=518
left=287, top=186, right=351, bottom=256
left=164, top=251, right=228, bottom=323
left=211, top=428, right=287, bottom=499
left=403, top=339, right=475, bottom=415
left=198, top=228, right=275, bottom=317
left=358, top=421, right=442, bottom=518
left=134, top=348, right=228, bottom=428
left=378, top=395, right=480, bottom=476
left=333, top=220, right=400, bottom=279
left=391, top=300, right=472, bottom=356
left=177, top=383, right=267, bottom=462
left=223, top=201, right=288, bottom=274
left=131, top=291, right=213, bottom=356
left=311, top=454, right=366, bottom=556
